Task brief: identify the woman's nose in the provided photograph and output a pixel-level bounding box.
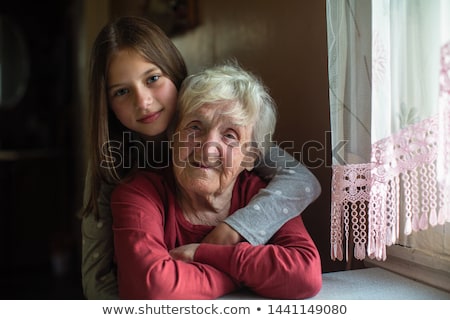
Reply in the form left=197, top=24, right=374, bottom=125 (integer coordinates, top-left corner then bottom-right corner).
left=199, top=132, right=222, bottom=165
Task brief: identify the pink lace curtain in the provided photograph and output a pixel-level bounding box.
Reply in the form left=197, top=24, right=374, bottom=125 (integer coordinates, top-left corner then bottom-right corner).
left=326, top=0, right=450, bottom=262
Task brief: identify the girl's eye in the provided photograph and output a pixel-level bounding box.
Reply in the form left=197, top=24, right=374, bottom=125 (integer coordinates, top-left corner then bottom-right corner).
left=146, top=75, right=160, bottom=84
left=113, top=88, right=129, bottom=97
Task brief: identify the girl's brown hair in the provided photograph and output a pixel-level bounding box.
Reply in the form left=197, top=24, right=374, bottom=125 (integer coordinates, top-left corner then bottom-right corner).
left=82, top=16, right=187, bottom=218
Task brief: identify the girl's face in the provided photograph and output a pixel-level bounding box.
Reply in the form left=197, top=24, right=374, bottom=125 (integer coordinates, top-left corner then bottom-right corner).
left=107, top=49, right=178, bottom=139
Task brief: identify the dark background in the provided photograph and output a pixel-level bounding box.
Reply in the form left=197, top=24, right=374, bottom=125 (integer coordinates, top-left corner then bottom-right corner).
left=0, top=0, right=83, bottom=299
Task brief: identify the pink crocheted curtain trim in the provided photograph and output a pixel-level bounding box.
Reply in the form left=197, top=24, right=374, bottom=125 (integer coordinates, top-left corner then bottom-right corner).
left=331, top=42, right=450, bottom=262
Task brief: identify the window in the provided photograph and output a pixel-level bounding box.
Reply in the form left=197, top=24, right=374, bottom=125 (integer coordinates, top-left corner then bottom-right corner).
left=326, top=0, right=450, bottom=292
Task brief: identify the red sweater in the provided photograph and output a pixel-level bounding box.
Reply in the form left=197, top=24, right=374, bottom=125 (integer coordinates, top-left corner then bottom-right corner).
left=111, top=170, right=322, bottom=300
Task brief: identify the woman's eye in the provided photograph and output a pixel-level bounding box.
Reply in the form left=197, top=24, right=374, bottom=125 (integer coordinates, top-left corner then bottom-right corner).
left=224, top=132, right=238, bottom=140
left=183, top=124, right=202, bottom=140
left=184, top=121, right=201, bottom=132
left=146, top=75, right=160, bottom=84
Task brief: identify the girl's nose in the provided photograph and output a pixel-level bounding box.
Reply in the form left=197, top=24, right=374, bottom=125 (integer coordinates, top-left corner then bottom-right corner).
left=135, top=87, right=153, bottom=110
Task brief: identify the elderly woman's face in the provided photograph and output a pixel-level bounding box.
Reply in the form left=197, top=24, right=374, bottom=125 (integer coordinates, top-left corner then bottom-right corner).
left=172, top=102, right=256, bottom=196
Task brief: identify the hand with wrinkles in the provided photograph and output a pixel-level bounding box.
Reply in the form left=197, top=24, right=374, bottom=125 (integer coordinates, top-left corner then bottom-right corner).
left=170, top=222, right=243, bottom=262
left=202, top=222, right=243, bottom=245
left=169, top=243, right=200, bottom=262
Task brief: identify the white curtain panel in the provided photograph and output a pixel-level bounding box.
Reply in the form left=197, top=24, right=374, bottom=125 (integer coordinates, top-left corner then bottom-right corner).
left=327, top=0, right=450, bottom=262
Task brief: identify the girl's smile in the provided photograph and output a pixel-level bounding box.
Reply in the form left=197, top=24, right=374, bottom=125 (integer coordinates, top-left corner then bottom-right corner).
left=137, top=110, right=162, bottom=123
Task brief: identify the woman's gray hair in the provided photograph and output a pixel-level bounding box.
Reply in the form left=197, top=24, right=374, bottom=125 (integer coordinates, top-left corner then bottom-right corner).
left=176, top=60, right=277, bottom=155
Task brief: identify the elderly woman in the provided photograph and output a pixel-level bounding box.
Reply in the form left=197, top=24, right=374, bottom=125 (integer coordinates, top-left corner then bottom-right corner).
left=111, top=62, right=322, bottom=299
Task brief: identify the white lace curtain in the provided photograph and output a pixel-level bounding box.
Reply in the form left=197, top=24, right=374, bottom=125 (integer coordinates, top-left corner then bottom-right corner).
left=326, top=0, right=450, bottom=262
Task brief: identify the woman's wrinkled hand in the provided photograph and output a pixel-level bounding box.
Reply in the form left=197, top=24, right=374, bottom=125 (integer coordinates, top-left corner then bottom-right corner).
left=201, top=222, right=243, bottom=245
left=169, top=243, right=200, bottom=262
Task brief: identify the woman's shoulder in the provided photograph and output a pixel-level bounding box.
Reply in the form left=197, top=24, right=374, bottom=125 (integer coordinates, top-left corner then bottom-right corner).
left=236, top=170, right=268, bottom=200
left=239, top=169, right=267, bottom=185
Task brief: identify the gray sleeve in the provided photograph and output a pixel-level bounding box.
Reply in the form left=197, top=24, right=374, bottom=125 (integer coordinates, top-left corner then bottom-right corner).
left=224, top=145, right=321, bottom=245
left=81, top=181, right=119, bottom=300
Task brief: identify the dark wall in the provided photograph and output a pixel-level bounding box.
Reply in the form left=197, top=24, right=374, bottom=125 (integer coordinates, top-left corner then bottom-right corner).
left=0, top=0, right=83, bottom=299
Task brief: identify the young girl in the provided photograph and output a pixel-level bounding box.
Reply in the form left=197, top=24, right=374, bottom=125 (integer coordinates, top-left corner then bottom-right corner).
left=81, top=16, right=321, bottom=299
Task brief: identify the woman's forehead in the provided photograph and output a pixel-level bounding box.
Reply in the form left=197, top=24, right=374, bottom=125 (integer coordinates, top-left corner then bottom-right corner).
left=185, top=103, right=241, bottom=123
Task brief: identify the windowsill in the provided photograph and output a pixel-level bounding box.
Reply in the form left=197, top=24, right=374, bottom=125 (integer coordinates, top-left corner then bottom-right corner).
left=364, top=245, right=450, bottom=293
left=218, top=267, right=450, bottom=300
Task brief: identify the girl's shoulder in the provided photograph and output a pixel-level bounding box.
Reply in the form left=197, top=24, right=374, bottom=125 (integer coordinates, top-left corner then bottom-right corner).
left=120, top=167, right=174, bottom=190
